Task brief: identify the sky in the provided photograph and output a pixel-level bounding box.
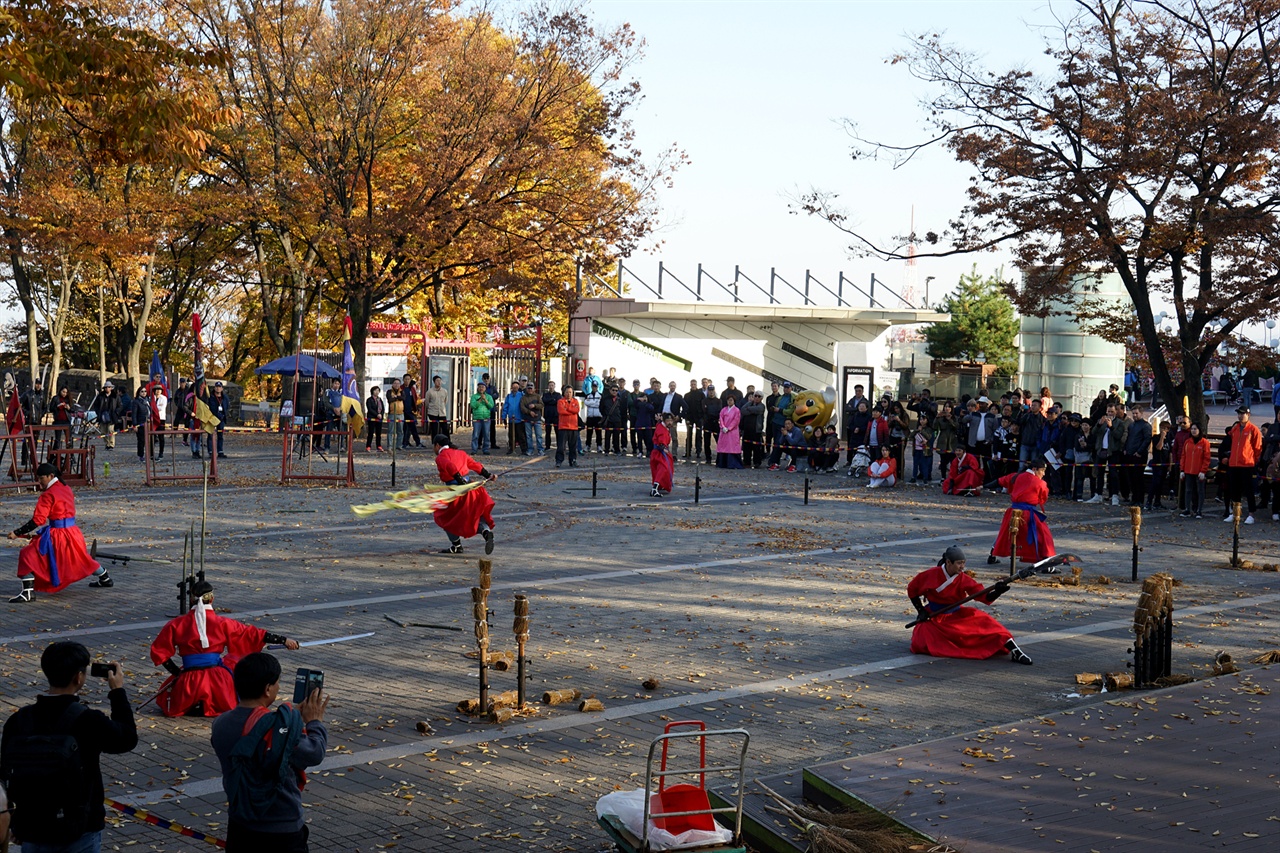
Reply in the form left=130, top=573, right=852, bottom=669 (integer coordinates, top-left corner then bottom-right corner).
left=588, top=0, right=1058, bottom=309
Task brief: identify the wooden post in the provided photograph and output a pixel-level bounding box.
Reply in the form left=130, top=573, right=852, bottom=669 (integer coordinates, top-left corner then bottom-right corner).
left=472, top=586, right=489, bottom=712
left=1129, top=505, right=1142, bottom=582
left=1008, top=510, right=1023, bottom=576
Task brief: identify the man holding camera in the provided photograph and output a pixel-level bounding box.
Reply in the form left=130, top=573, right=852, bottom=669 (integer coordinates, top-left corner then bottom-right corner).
left=0, top=641, right=138, bottom=852
left=211, top=652, right=328, bottom=853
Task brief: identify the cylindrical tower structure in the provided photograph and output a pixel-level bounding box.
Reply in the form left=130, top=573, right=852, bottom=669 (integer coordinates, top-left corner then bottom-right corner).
left=1019, top=271, right=1128, bottom=413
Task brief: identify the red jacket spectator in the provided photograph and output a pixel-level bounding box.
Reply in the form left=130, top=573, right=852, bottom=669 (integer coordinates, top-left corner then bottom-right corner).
left=1179, top=436, right=1212, bottom=477
left=1227, top=420, right=1263, bottom=468
left=557, top=394, right=581, bottom=430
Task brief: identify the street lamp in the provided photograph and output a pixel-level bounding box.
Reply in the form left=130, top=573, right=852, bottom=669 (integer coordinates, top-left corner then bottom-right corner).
left=924, top=276, right=936, bottom=307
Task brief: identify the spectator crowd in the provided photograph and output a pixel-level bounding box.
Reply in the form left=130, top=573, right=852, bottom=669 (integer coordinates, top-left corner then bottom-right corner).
left=441, top=368, right=1280, bottom=524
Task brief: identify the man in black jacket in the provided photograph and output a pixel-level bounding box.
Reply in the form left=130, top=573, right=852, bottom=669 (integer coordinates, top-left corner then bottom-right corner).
left=601, top=385, right=625, bottom=455
left=740, top=391, right=767, bottom=468
left=1, top=641, right=137, bottom=851
left=683, top=379, right=703, bottom=461
left=701, top=386, right=723, bottom=463
left=19, top=380, right=46, bottom=465
left=541, top=382, right=562, bottom=454
left=1123, top=403, right=1153, bottom=508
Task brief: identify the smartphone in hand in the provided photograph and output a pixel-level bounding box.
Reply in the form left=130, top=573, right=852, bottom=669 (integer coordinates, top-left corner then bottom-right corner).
left=90, top=662, right=117, bottom=678
left=292, top=668, right=324, bottom=703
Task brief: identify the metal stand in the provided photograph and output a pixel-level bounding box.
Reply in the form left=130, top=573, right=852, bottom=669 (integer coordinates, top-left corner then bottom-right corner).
left=1231, top=501, right=1243, bottom=567
left=803, top=477, right=810, bottom=505
left=514, top=595, right=529, bottom=710
left=694, top=475, right=701, bottom=503
left=1129, top=505, right=1142, bottom=582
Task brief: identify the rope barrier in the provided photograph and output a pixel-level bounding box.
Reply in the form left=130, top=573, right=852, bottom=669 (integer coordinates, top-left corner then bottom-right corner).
left=106, top=798, right=227, bottom=848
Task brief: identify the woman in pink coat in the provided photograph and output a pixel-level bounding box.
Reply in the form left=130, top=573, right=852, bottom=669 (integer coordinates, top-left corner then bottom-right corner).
left=716, top=402, right=743, bottom=468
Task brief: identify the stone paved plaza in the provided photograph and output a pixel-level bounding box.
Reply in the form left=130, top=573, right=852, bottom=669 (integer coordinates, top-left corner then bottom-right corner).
left=1, top=431, right=1277, bottom=851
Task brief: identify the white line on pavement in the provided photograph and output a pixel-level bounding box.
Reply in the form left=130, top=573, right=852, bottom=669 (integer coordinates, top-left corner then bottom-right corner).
left=0, top=530, right=999, bottom=646
left=119, top=589, right=1280, bottom=806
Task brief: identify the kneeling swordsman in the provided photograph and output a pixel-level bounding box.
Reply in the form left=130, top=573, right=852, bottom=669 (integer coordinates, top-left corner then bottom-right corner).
left=148, top=580, right=299, bottom=716
left=908, top=545, right=1032, bottom=665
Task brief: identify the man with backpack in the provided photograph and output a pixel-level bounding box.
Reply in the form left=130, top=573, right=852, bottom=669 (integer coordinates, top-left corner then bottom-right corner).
left=211, top=652, right=328, bottom=852
left=0, top=640, right=138, bottom=852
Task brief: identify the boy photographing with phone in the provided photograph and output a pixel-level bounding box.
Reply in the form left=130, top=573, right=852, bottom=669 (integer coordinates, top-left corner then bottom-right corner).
left=0, top=641, right=138, bottom=852
left=211, top=652, right=328, bottom=852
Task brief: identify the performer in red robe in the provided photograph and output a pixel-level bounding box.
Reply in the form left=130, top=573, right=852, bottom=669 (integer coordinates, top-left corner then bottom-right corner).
left=148, top=580, right=299, bottom=716
left=989, top=458, right=1055, bottom=564
left=432, top=433, right=496, bottom=554
left=650, top=414, right=675, bottom=498
left=942, top=447, right=984, bottom=496
left=8, top=463, right=112, bottom=603
left=908, top=545, right=1032, bottom=664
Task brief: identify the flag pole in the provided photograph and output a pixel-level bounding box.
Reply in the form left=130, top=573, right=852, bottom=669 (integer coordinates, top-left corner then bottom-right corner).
left=308, top=318, right=321, bottom=476
left=200, top=456, right=209, bottom=578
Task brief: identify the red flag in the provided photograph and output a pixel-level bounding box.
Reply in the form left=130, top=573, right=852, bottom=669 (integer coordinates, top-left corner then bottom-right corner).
left=6, top=388, right=25, bottom=436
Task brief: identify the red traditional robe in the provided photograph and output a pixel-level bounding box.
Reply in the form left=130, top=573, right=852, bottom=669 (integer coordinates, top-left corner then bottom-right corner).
left=907, top=565, right=1012, bottom=659
left=991, top=471, right=1055, bottom=562
left=16, top=480, right=100, bottom=593
left=149, top=607, right=266, bottom=717
left=650, top=423, right=674, bottom=492
left=434, top=446, right=496, bottom=538
left=942, top=453, right=984, bottom=495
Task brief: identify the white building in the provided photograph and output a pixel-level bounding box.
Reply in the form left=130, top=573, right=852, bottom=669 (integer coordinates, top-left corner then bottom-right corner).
left=570, top=297, right=946, bottom=406
left=1018, top=271, right=1128, bottom=412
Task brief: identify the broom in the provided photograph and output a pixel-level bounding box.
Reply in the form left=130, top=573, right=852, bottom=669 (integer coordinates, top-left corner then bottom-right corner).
left=758, top=782, right=863, bottom=853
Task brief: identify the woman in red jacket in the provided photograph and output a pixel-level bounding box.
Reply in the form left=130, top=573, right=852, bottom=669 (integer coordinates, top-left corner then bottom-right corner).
left=1178, top=422, right=1211, bottom=519
left=867, top=445, right=898, bottom=488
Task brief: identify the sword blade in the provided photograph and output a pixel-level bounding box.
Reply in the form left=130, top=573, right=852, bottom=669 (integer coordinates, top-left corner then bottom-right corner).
left=296, top=631, right=375, bottom=648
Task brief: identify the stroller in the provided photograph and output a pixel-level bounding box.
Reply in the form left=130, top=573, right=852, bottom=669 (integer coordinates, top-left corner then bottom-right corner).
left=70, top=406, right=103, bottom=441
left=848, top=445, right=871, bottom=478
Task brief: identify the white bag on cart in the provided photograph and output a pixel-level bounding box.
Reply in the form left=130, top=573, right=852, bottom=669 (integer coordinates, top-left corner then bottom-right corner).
left=596, top=789, right=733, bottom=851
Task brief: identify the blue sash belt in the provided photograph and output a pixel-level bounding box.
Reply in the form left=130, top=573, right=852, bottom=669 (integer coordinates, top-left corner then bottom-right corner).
left=1011, top=502, right=1046, bottom=554
left=180, top=652, right=225, bottom=670
left=37, top=517, right=76, bottom=588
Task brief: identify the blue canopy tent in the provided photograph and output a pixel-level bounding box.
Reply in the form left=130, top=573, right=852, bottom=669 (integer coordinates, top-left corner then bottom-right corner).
left=254, top=354, right=341, bottom=380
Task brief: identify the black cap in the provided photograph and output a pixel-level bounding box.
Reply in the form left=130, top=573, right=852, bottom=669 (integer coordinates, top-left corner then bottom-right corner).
left=1236, top=405, right=1251, bottom=414
left=192, top=580, right=214, bottom=598
left=432, top=433, right=451, bottom=446
left=943, top=545, right=966, bottom=563
left=35, top=462, right=59, bottom=478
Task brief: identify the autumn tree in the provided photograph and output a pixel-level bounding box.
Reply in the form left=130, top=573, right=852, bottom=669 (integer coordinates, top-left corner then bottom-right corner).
left=0, top=0, right=225, bottom=386
left=923, top=267, right=1019, bottom=375
left=182, top=0, right=677, bottom=387
left=804, top=0, right=1280, bottom=425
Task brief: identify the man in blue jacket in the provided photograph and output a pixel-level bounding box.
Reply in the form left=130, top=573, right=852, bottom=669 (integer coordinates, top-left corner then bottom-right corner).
left=211, top=652, right=327, bottom=852
left=502, top=382, right=525, bottom=455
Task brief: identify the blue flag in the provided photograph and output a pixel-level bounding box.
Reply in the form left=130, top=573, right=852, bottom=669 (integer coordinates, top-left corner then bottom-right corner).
left=148, top=351, right=168, bottom=393
left=341, top=318, right=364, bottom=436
